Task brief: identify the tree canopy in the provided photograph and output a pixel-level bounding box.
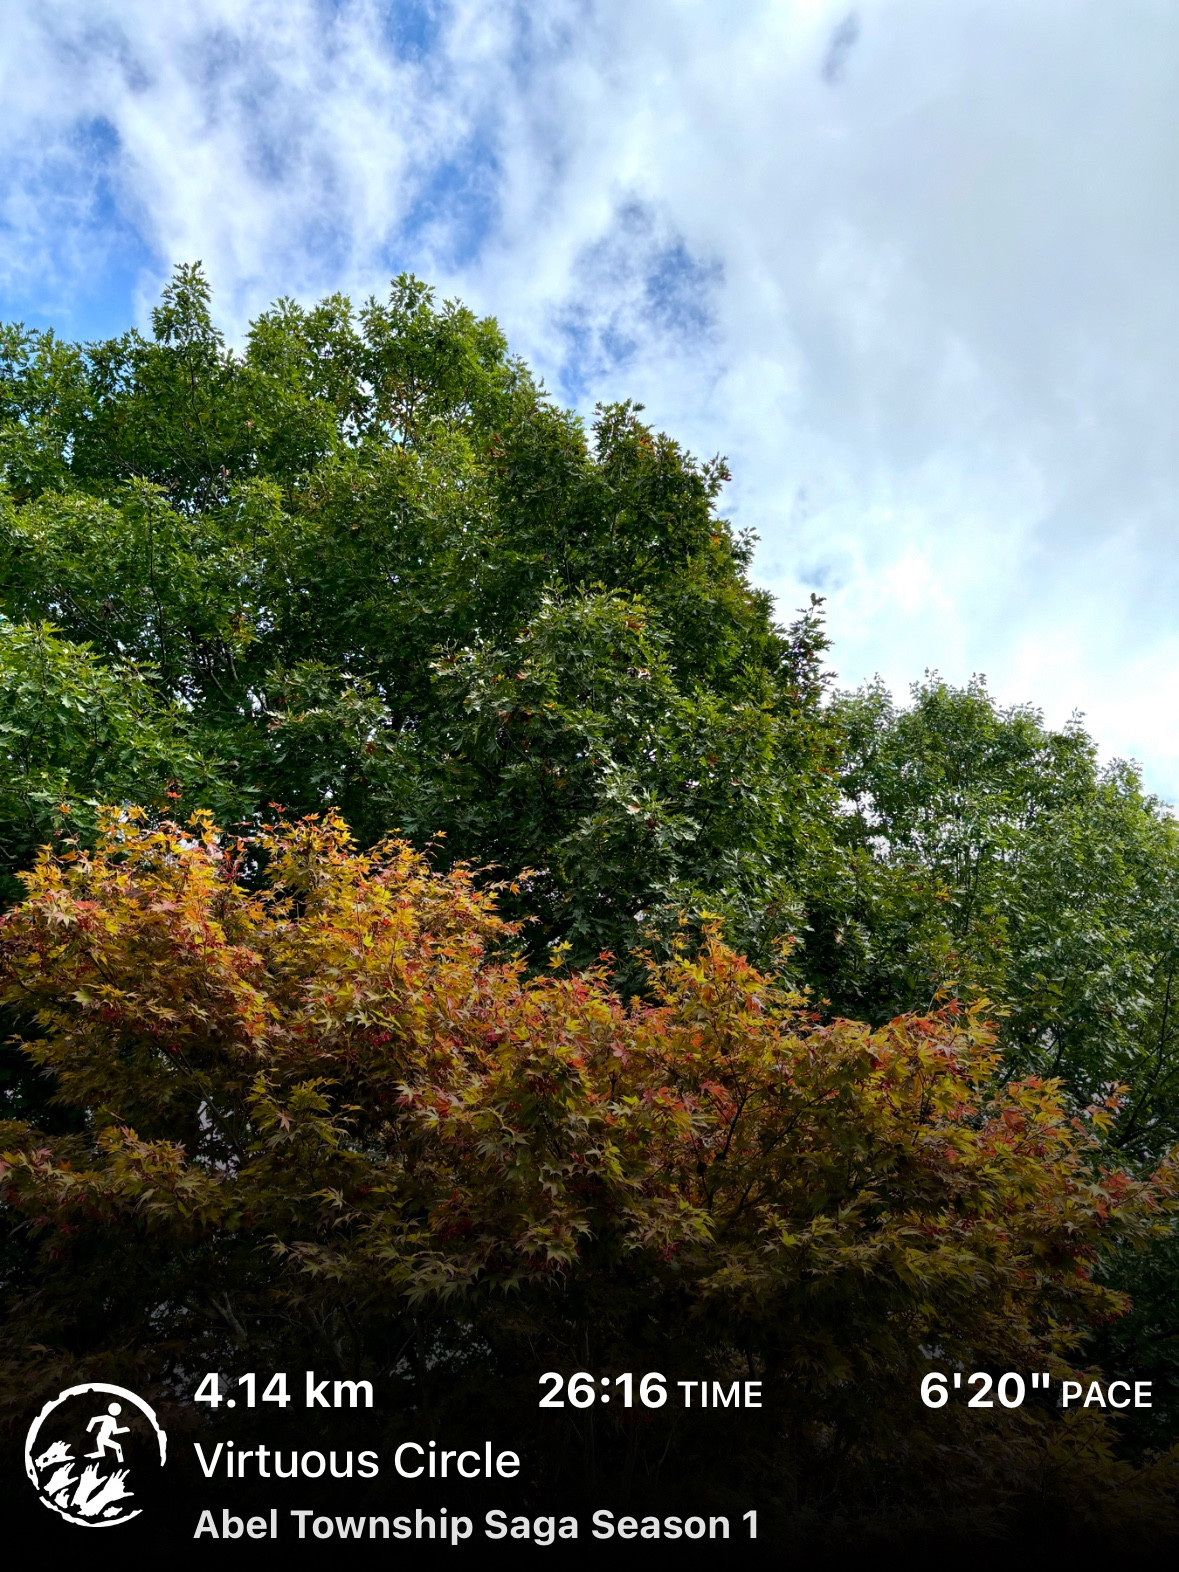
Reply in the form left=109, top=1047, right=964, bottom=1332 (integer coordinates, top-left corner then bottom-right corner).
left=0, top=264, right=834, bottom=976
left=823, top=677, right=1179, bottom=1160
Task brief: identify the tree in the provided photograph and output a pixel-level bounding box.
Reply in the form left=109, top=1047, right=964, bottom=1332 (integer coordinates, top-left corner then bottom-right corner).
left=0, top=265, right=834, bottom=975
left=816, top=675, right=1179, bottom=1159
left=0, top=620, right=243, bottom=906
left=1, top=814, right=1177, bottom=1537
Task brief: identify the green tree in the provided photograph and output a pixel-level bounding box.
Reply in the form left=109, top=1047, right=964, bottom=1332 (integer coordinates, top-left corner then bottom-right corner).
left=816, top=675, right=1179, bottom=1159
left=0, top=619, right=242, bottom=905
left=0, top=265, right=834, bottom=974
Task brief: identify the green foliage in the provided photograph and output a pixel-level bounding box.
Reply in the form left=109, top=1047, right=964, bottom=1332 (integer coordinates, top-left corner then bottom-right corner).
left=815, top=676, right=1179, bottom=1160
left=0, top=620, right=243, bottom=905
left=393, top=588, right=835, bottom=974
left=0, top=265, right=827, bottom=974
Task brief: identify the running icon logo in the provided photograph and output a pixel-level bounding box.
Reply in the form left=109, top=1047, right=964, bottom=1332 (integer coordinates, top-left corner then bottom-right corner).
left=25, top=1382, right=168, bottom=1527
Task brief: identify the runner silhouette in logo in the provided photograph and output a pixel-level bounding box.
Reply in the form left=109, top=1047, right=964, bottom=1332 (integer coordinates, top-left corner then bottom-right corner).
left=85, top=1403, right=130, bottom=1464
left=26, top=1380, right=168, bottom=1528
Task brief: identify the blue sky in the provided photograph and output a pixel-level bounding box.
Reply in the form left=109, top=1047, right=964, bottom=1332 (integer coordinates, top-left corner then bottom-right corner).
left=3, top=0, right=1179, bottom=795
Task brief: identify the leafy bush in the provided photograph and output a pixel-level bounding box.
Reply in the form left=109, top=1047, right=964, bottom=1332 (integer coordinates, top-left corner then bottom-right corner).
left=2, top=813, right=1176, bottom=1535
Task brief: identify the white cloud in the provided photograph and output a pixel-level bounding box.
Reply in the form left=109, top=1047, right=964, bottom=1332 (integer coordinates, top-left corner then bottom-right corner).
left=2, top=0, right=1178, bottom=793
left=464, top=0, right=1179, bottom=791
left=0, top=0, right=501, bottom=314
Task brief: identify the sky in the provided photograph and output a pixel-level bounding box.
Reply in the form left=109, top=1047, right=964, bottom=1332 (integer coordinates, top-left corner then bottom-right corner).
left=2, top=0, right=1178, bottom=794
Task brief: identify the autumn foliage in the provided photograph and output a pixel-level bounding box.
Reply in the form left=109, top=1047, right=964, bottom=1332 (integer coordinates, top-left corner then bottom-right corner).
left=1, top=811, right=1178, bottom=1536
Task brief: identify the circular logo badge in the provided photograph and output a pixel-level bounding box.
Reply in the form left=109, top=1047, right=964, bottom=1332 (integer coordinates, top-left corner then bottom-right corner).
left=25, top=1382, right=168, bottom=1528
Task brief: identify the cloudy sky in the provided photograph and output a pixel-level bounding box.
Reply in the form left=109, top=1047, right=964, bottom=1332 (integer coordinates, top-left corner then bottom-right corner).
left=3, top=1, right=1178, bottom=793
